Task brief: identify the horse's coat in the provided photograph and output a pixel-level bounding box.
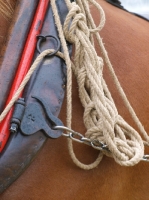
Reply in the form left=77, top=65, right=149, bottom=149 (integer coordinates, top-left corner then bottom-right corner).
left=0, top=0, right=16, bottom=49
left=1, top=0, right=149, bottom=199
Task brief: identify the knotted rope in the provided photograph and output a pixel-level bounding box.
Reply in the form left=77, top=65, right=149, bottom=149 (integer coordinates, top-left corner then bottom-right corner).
left=0, top=0, right=149, bottom=169
left=51, top=0, right=149, bottom=169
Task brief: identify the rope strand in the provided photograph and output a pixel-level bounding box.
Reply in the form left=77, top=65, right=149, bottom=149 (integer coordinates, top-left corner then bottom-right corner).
left=52, top=0, right=146, bottom=168
left=0, top=50, right=64, bottom=122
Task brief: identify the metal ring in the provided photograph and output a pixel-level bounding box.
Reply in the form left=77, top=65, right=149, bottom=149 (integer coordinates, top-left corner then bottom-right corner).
left=142, top=155, right=149, bottom=162
left=37, top=35, right=61, bottom=57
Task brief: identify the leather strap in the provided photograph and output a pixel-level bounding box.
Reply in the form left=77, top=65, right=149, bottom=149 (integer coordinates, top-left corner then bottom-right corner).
left=0, top=0, right=70, bottom=193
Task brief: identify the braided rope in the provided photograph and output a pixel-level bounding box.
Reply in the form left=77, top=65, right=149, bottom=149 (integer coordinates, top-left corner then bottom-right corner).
left=51, top=0, right=149, bottom=169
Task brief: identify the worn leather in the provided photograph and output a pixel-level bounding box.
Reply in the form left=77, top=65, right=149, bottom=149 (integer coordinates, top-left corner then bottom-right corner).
left=0, top=0, right=69, bottom=194
left=1, top=0, right=149, bottom=199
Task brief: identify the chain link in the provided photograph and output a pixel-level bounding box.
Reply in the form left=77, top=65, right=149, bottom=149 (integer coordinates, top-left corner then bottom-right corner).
left=53, top=125, right=149, bottom=162
left=53, top=125, right=109, bottom=151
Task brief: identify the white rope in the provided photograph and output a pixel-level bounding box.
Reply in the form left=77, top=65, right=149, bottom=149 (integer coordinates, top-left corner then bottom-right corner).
left=51, top=0, right=149, bottom=169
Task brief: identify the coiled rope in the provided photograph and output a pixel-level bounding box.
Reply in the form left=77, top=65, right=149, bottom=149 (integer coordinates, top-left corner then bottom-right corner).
left=0, top=0, right=149, bottom=169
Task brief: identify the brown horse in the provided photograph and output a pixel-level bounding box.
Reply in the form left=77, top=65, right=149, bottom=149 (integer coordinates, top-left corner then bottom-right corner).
left=1, top=0, right=149, bottom=199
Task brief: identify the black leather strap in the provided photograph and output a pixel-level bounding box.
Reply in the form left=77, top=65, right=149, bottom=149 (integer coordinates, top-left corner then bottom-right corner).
left=0, top=0, right=71, bottom=193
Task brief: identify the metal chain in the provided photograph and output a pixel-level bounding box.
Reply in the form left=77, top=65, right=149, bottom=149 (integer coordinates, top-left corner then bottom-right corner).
left=53, top=125, right=149, bottom=162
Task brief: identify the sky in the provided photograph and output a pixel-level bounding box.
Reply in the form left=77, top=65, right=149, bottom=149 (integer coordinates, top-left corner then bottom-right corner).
left=120, top=0, right=149, bottom=19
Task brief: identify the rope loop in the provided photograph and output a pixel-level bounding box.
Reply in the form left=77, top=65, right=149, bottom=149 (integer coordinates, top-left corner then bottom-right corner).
left=87, top=0, right=106, bottom=32
left=63, top=2, right=90, bottom=43
left=62, top=0, right=146, bottom=168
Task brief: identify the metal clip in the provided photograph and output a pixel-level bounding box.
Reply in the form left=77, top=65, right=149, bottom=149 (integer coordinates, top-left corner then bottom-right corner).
left=10, top=98, right=26, bottom=133
left=37, top=35, right=60, bottom=57
left=142, top=155, right=149, bottom=162
left=20, top=96, right=63, bottom=138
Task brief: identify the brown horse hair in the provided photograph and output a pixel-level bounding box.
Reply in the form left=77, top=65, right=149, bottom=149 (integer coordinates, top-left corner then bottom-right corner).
left=0, top=0, right=15, bottom=22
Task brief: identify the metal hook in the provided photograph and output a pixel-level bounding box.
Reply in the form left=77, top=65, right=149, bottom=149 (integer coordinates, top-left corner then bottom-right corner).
left=20, top=96, right=63, bottom=138
left=37, top=35, right=61, bottom=57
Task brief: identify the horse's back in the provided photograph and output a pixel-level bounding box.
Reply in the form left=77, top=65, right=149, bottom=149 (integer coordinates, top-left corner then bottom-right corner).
left=1, top=0, right=149, bottom=199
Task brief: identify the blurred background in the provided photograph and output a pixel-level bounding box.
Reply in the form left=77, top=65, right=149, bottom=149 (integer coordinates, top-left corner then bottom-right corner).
left=120, top=0, right=149, bottom=20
